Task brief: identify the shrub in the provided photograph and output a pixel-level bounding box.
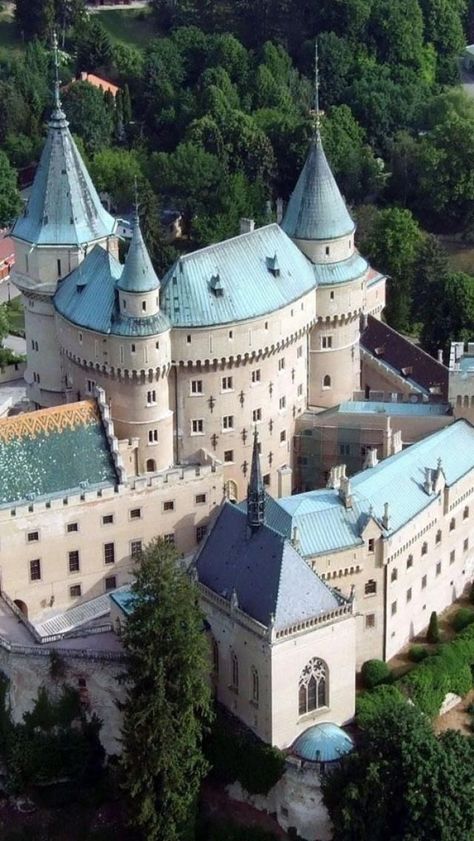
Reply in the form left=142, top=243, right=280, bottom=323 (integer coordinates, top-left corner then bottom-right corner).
left=427, top=610, right=440, bottom=643
left=360, top=659, right=391, bottom=689
left=356, top=684, right=406, bottom=729
left=469, top=582, right=474, bottom=605
left=451, top=608, right=474, bottom=633
left=409, top=645, right=429, bottom=663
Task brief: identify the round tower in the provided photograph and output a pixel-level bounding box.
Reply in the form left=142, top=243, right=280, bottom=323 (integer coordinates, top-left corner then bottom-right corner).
left=10, top=37, right=117, bottom=408
left=281, top=131, right=368, bottom=408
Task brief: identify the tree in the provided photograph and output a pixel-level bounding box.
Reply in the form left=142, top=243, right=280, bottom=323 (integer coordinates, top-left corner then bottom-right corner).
left=62, top=82, right=114, bottom=154
left=421, top=271, right=474, bottom=354
left=412, top=234, right=449, bottom=323
left=0, top=152, right=21, bottom=228
left=368, top=0, right=425, bottom=70
left=419, top=0, right=465, bottom=83
left=417, top=112, right=474, bottom=225
left=15, top=0, right=55, bottom=40
left=322, top=105, right=382, bottom=202
left=323, top=703, right=474, bottom=841
left=119, top=538, right=213, bottom=841
left=90, top=148, right=143, bottom=212
left=361, top=207, right=423, bottom=331
left=73, top=18, right=113, bottom=73
left=427, top=610, right=440, bottom=643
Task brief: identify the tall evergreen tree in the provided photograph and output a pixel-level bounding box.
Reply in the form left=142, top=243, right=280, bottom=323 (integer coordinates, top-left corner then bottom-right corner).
left=119, top=538, right=213, bottom=841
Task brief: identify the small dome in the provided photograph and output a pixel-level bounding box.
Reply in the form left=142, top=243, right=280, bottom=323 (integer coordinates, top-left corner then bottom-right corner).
left=291, top=723, right=353, bottom=763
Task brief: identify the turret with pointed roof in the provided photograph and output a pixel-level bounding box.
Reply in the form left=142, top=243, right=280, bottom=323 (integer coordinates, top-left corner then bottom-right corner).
left=247, top=430, right=265, bottom=533
left=117, top=213, right=160, bottom=295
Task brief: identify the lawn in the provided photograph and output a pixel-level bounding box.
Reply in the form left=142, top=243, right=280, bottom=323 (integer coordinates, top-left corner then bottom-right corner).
left=94, top=8, right=156, bottom=49
left=443, top=238, right=474, bottom=275
left=5, top=297, right=25, bottom=336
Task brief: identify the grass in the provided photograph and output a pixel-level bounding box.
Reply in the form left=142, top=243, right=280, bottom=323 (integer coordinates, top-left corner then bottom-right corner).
left=443, top=238, right=474, bottom=275
left=94, top=8, right=156, bottom=49
left=5, top=297, right=25, bottom=336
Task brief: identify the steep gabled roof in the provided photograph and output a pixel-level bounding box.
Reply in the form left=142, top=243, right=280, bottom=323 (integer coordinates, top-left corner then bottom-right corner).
left=12, top=106, right=116, bottom=247
left=194, top=502, right=341, bottom=631
left=281, top=136, right=355, bottom=243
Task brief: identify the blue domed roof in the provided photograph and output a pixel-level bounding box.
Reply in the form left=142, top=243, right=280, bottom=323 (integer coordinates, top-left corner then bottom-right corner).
left=292, top=723, right=354, bottom=763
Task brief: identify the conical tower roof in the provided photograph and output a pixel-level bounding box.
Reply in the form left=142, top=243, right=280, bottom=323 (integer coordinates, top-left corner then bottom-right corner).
left=12, top=48, right=116, bottom=247
left=117, top=215, right=160, bottom=293
left=281, top=135, right=354, bottom=243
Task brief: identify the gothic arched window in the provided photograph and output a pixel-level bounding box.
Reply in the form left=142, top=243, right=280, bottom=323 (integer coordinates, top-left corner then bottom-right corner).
left=298, top=658, right=328, bottom=716
left=251, top=666, right=259, bottom=704
left=323, top=375, right=331, bottom=389
left=230, top=650, right=239, bottom=692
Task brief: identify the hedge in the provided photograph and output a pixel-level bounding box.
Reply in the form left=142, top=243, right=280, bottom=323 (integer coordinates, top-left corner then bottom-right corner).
left=356, top=684, right=406, bottom=729
left=360, top=659, right=392, bottom=690
left=450, top=608, right=474, bottom=633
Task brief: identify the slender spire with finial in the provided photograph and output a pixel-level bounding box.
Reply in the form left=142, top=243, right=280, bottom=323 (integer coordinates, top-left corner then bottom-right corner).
left=50, top=30, right=67, bottom=126
left=247, top=428, right=265, bottom=534
left=310, top=39, right=322, bottom=139
left=133, top=175, right=140, bottom=226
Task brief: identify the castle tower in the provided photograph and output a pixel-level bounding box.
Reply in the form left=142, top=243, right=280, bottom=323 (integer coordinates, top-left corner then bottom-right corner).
left=247, top=430, right=265, bottom=532
left=11, top=35, right=117, bottom=408
left=281, top=50, right=369, bottom=408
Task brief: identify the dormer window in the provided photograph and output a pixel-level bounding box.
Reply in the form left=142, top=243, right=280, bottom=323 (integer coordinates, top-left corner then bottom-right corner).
left=210, top=272, right=224, bottom=297
left=266, top=253, right=280, bottom=277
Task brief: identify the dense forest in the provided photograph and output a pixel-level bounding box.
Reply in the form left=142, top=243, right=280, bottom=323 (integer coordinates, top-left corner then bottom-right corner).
left=3, top=0, right=474, bottom=352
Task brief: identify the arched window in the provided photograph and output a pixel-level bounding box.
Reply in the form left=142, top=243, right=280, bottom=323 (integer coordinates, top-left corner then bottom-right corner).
left=251, top=666, right=259, bottom=704
left=230, top=650, right=239, bottom=692
left=146, top=458, right=156, bottom=472
left=225, top=479, right=238, bottom=503
left=323, top=375, right=331, bottom=389
left=298, top=658, right=328, bottom=716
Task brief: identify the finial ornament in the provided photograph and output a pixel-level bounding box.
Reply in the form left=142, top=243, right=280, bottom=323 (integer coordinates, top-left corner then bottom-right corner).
left=310, top=39, right=323, bottom=138
left=133, top=176, right=140, bottom=223
left=52, top=31, right=61, bottom=112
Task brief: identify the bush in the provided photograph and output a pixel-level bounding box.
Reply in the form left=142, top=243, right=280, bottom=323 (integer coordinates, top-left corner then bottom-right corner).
left=451, top=608, right=474, bottom=633
left=401, top=629, right=474, bottom=717
left=356, top=684, right=406, bottom=729
left=409, top=645, right=429, bottom=663
left=469, top=582, right=474, bottom=605
left=360, top=659, right=391, bottom=689
left=427, top=610, right=440, bottom=643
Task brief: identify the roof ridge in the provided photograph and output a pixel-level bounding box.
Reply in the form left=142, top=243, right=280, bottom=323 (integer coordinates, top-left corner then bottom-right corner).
left=176, top=223, right=279, bottom=263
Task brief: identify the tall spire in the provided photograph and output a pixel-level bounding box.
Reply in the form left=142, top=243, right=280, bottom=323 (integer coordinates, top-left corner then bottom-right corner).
left=312, top=39, right=321, bottom=139
left=247, top=429, right=265, bottom=533
left=51, top=31, right=67, bottom=127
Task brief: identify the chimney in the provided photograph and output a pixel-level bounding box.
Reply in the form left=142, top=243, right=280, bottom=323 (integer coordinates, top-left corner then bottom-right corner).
left=240, top=218, right=255, bottom=235
left=382, top=502, right=390, bottom=530
left=292, top=525, right=300, bottom=550
left=437, top=348, right=443, bottom=364
left=424, top=467, right=433, bottom=495
left=339, top=475, right=352, bottom=509
left=327, top=464, right=347, bottom=490
left=363, top=447, right=378, bottom=469
left=276, top=197, right=284, bottom=224
left=80, top=71, right=87, bottom=81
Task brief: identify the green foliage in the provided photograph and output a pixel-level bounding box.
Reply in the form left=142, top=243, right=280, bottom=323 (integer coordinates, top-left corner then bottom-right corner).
left=205, top=710, right=285, bottom=796
left=451, top=607, right=474, bottom=633
left=409, top=645, right=429, bottom=663
left=427, top=610, right=440, bottom=644
left=360, top=658, right=392, bottom=690
left=62, top=83, right=114, bottom=155
left=420, top=271, right=474, bottom=355
left=119, top=538, right=214, bottom=841
left=323, top=702, right=474, bottom=841
left=0, top=150, right=21, bottom=227
left=356, top=684, right=406, bottom=729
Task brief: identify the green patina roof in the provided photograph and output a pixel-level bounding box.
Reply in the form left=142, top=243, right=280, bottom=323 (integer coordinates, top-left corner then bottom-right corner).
left=12, top=105, right=116, bottom=247
left=281, top=135, right=355, bottom=244
left=0, top=401, right=118, bottom=507
left=55, top=245, right=170, bottom=337
left=117, top=216, right=160, bottom=294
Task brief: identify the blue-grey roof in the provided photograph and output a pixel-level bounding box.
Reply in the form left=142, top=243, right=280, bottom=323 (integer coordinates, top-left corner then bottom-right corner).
left=117, top=217, right=160, bottom=293
left=292, top=723, right=354, bottom=763
left=12, top=107, right=116, bottom=247
left=281, top=135, right=355, bottom=243
left=161, top=224, right=316, bottom=327
left=266, top=420, right=474, bottom=555
left=109, top=587, right=136, bottom=616
left=336, top=401, right=450, bottom=417
left=54, top=245, right=170, bottom=337
left=312, top=252, right=368, bottom=286
left=194, top=502, right=342, bottom=631
left=0, top=400, right=118, bottom=507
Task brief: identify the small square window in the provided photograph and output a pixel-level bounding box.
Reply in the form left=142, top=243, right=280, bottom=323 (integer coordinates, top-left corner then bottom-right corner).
left=321, top=336, right=333, bottom=349
left=67, top=522, right=78, bottom=533
left=195, top=493, right=207, bottom=505
left=86, top=379, right=96, bottom=394
left=187, top=335, right=192, bottom=344
left=105, top=575, right=117, bottom=591
left=164, top=533, right=175, bottom=545
left=222, top=376, right=232, bottom=391
left=252, top=408, right=262, bottom=422
left=192, top=419, right=204, bottom=434
left=421, top=542, right=428, bottom=556
left=102, top=514, right=114, bottom=525
left=130, top=540, right=142, bottom=559
left=365, top=579, right=376, bottom=595
left=368, top=538, right=375, bottom=553
left=407, top=555, right=413, bottom=569
left=263, top=473, right=271, bottom=486
left=130, top=508, right=141, bottom=520
left=464, top=506, right=469, bottom=520
left=147, top=390, right=156, bottom=404
left=30, top=559, right=41, bottom=581
left=223, top=415, right=234, bottom=431
left=435, top=530, right=442, bottom=544
left=104, top=543, right=115, bottom=565
left=27, top=531, right=39, bottom=543
left=68, top=550, right=80, bottom=573
left=224, top=449, right=234, bottom=462
left=131, top=344, right=136, bottom=353
left=391, top=567, right=397, bottom=582
left=251, top=370, right=261, bottom=384
left=450, top=518, right=456, bottom=531
left=297, top=346, right=303, bottom=358
left=70, top=584, right=82, bottom=598
left=196, top=524, right=207, bottom=543
left=163, top=500, right=175, bottom=512
left=191, top=380, right=203, bottom=394
left=365, top=613, right=375, bottom=629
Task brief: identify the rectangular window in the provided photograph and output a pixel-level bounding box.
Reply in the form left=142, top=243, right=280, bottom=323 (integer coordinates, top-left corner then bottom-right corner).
left=163, top=500, right=175, bottom=512
left=436, top=561, right=441, bottom=576
left=365, top=613, right=375, bottom=629
left=130, top=540, right=142, bottom=559
left=224, top=449, right=234, bottom=462
left=164, top=533, right=175, bottom=545
left=321, top=336, right=333, bottom=349
left=278, top=358, right=285, bottom=371
left=339, top=443, right=350, bottom=456
left=421, top=574, right=427, bottom=589
left=148, top=429, right=158, bottom=444
left=222, top=415, right=234, bottom=430
left=391, top=600, right=397, bottom=616
left=368, top=538, right=375, bottom=553
left=464, top=538, right=469, bottom=552
left=102, top=514, right=114, bottom=525
left=86, top=379, right=96, bottom=394
left=263, top=473, right=271, bottom=486
left=104, top=543, right=115, bottom=565
left=297, top=384, right=303, bottom=397
left=68, top=550, right=80, bottom=573
left=195, top=493, right=206, bottom=505
left=196, top=525, right=207, bottom=543
left=57, top=258, right=61, bottom=277
left=221, top=376, right=233, bottom=391
left=191, top=380, right=203, bottom=394
left=131, top=344, right=136, bottom=353
left=280, top=430, right=286, bottom=443
left=130, top=508, right=141, bottom=520
left=365, top=579, right=377, bottom=595
left=252, top=408, right=262, bottom=422
left=30, top=559, right=41, bottom=581
left=69, top=584, right=81, bottom=598
left=27, top=531, right=39, bottom=543
left=105, top=575, right=117, bottom=591
left=251, top=369, right=261, bottom=384
left=407, top=555, right=413, bottom=569
left=297, top=345, right=303, bottom=359
left=67, top=522, right=78, bottom=533
left=279, top=396, right=286, bottom=410
left=406, top=587, right=412, bottom=603
left=450, top=549, right=455, bottom=564
left=147, top=390, right=156, bottom=404
left=191, top=419, right=204, bottom=434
